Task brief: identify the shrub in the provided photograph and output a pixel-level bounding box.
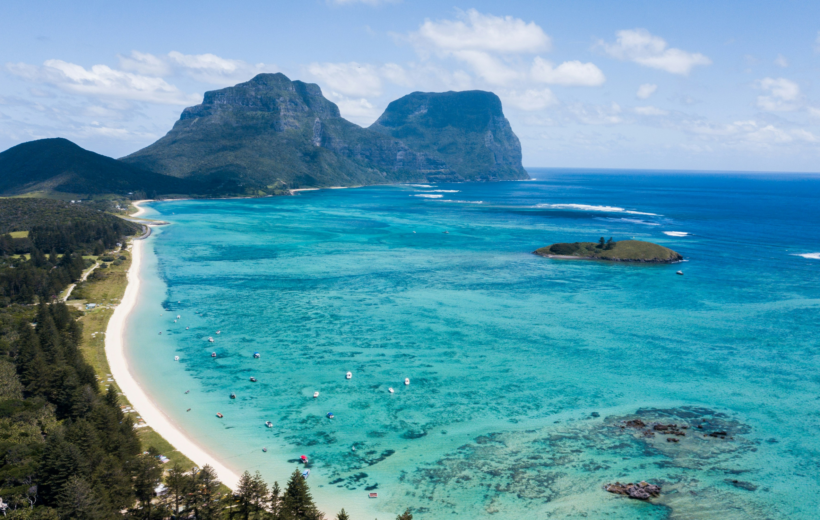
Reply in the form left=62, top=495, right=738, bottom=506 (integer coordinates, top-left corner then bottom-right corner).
left=549, top=243, right=580, bottom=255
left=101, top=256, right=115, bottom=262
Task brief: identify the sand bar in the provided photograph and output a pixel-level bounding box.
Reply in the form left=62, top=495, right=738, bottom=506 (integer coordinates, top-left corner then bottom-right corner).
left=106, top=202, right=241, bottom=489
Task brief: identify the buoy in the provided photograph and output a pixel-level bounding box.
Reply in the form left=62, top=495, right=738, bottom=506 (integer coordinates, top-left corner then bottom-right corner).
left=405, top=378, right=410, bottom=385
left=388, top=388, right=394, bottom=393
left=346, top=371, right=352, bottom=379
left=313, top=391, right=319, bottom=398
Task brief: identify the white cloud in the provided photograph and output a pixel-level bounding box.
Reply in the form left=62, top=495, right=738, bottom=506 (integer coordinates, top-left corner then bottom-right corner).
left=307, top=62, right=383, bottom=97
left=530, top=57, right=605, bottom=86
left=634, top=106, right=668, bottom=116
left=415, top=9, right=550, bottom=54
left=325, top=92, right=380, bottom=124
left=755, top=77, right=800, bottom=111
left=567, top=102, right=623, bottom=125
left=774, top=54, right=789, bottom=68
left=380, top=63, right=412, bottom=87
left=636, top=83, right=657, bottom=99
left=6, top=60, right=196, bottom=105
left=502, top=89, right=558, bottom=111
left=167, top=51, right=275, bottom=85
left=685, top=119, right=818, bottom=146
left=118, top=51, right=172, bottom=76
left=410, top=10, right=550, bottom=86
left=600, top=29, right=711, bottom=75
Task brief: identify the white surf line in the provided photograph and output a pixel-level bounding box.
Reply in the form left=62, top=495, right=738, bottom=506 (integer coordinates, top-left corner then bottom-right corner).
left=105, top=229, right=240, bottom=490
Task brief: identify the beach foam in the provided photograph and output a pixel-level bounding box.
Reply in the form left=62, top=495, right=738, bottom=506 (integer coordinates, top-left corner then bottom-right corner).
left=793, top=252, right=820, bottom=260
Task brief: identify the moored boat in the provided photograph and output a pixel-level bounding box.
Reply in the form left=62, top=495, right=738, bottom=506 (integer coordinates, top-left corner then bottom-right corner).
left=253, top=352, right=261, bottom=358
left=230, top=393, right=236, bottom=399
left=313, top=391, right=319, bottom=398
left=216, top=412, right=223, bottom=418
left=211, top=352, right=217, bottom=358
left=250, top=377, right=257, bottom=382
left=369, top=492, right=378, bottom=498
left=174, top=356, right=179, bottom=361
left=405, top=378, right=410, bottom=385
left=346, top=371, right=352, bottom=379
left=265, top=421, right=273, bottom=428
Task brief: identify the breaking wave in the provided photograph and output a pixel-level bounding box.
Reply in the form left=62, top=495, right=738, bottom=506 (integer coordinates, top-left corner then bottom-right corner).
left=664, top=231, right=691, bottom=237
left=535, top=203, right=659, bottom=216
left=793, top=253, right=820, bottom=260
left=437, top=200, right=484, bottom=204
left=420, top=190, right=460, bottom=193
left=413, top=194, right=444, bottom=198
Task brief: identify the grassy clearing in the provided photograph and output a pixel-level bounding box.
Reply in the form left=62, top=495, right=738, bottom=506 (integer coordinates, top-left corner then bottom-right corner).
left=8, top=230, right=28, bottom=238
left=76, top=241, right=196, bottom=470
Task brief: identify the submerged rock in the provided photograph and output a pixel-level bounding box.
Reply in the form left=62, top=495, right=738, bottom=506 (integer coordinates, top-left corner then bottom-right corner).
left=604, top=481, right=662, bottom=500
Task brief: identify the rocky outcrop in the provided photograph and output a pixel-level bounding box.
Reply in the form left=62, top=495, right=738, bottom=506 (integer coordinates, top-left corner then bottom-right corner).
left=605, top=481, right=662, bottom=500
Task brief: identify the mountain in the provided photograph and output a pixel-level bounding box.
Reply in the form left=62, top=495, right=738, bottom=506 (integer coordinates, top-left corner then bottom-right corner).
left=121, top=73, right=528, bottom=189
left=0, top=138, right=208, bottom=197
left=370, top=91, right=526, bottom=181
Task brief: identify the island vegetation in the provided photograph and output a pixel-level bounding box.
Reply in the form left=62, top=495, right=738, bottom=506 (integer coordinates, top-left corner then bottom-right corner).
left=534, top=238, right=683, bottom=263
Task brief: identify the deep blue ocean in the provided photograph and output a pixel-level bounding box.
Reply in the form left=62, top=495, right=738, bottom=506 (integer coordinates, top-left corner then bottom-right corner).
left=128, top=170, right=820, bottom=519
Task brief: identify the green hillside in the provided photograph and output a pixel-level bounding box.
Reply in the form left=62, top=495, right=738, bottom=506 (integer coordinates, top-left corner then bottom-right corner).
left=0, top=138, right=210, bottom=197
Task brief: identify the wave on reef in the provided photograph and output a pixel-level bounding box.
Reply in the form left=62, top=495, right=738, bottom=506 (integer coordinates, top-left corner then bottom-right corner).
left=409, top=184, right=434, bottom=188
left=535, top=203, right=659, bottom=216
left=793, top=252, right=820, bottom=260
left=664, top=231, right=691, bottom=237
left=420, top=190, right=460, bottom=193
left=437, top=200, right=484, bottom=204
left=414, top=194, right=444, bottom=198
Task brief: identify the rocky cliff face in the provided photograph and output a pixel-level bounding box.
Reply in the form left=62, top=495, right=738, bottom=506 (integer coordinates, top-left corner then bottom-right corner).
left=121, top=73, right=527, bottom=190
left=370, top=91, right=528, bottom=181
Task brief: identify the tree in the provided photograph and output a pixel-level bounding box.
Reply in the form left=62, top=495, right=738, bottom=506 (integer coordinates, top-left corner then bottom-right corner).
left=598, top=237, right=605, bottom=249
left=130, top=452, right=163, bottom=517
left=396, top=509, right=413, bottom=520
left=281, top=469, right=322, bottom=520
left=336, top=508, right=350, bottom=520
left=605, top=237, right=615, bottom=250
left=56, top=476, right=104, bottom=520
left=193, top=465, right=223, bottom=520
left=269, top=481, right=282, bottom=520
left=165, top=464, right=189, bottom=517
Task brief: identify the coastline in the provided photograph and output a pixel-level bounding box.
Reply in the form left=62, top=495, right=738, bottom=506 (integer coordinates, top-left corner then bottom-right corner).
left=105, top=201, right=241, bottom=489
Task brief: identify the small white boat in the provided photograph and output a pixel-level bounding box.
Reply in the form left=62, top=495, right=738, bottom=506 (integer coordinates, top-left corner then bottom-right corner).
left=313, top=391, right=319, bottom=398
left=174, top=356, right=179, bottom=361
left=186, top=326, right=189, bottom=330
left=302, top=469, right=310, bottom=479
left=253, top=352, right=261, bottom=359
left=211, top=352, right=217, bottom=358
left=208, top=337, right=214, bottom=342
left=676, top=270, right=684, bottom=276
left=346, top=371, right=352, bottom=380
left=388, top=387, right=394, bottom=394
left=265, top=421, right=273, bottom=428
left=405, top=378, right=410, bottom=385
left=216, top=330, right=221, bottom=335
left=177, top=315, right=180, bottom=319
left=174, top=320, right=177, bottom=323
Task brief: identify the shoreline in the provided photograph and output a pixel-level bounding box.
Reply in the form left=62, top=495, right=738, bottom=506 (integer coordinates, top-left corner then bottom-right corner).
left=106, top=201, right=241, bottom=489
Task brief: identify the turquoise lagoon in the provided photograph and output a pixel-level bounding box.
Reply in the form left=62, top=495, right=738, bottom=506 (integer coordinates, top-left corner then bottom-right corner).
left=127, top=171, right=820, bottom=519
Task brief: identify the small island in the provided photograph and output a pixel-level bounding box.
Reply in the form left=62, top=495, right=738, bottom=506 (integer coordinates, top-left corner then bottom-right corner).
left=533, top=238, right=683, bottom=263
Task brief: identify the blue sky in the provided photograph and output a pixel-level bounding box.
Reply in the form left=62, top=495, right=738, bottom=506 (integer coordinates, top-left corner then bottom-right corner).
left=2, top=0, right=819, bottom=172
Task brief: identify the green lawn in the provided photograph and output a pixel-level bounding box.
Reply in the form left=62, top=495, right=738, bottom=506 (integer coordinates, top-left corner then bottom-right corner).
left=8, top=230, right=28, bottom=238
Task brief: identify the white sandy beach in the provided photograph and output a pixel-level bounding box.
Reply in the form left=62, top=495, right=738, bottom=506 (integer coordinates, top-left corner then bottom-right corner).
left=106, top=202, right=241, bottom=489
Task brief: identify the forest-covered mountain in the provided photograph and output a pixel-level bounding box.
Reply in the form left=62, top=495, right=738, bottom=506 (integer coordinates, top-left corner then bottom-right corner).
left=0, top=138, right=211, bottom=198
left=121, top=73, right=528, bottom=190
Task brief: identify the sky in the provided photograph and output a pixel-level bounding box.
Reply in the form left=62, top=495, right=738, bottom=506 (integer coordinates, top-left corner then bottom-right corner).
left=1, top=0, right=819, bottom=172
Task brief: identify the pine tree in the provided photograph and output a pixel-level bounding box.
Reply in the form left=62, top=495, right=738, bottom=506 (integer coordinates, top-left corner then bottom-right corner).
left=56, top=476, right=105, bottom=520
left=269, top=481, right=282, bottom=520
left=195, top=465, right=223, bottom=520
left=282, top=468, right=322, bottom=519
left=336, top=508, right=351, bottom=520
left=396, top=509, right=413, bottom=520
left=165, top=464, right=189, bottom=517
left=598, top=237, right=606, bottom=248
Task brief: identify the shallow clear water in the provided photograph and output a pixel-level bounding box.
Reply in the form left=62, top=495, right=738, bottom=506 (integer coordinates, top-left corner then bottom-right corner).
left=128, top=170, right=820, bottom=519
